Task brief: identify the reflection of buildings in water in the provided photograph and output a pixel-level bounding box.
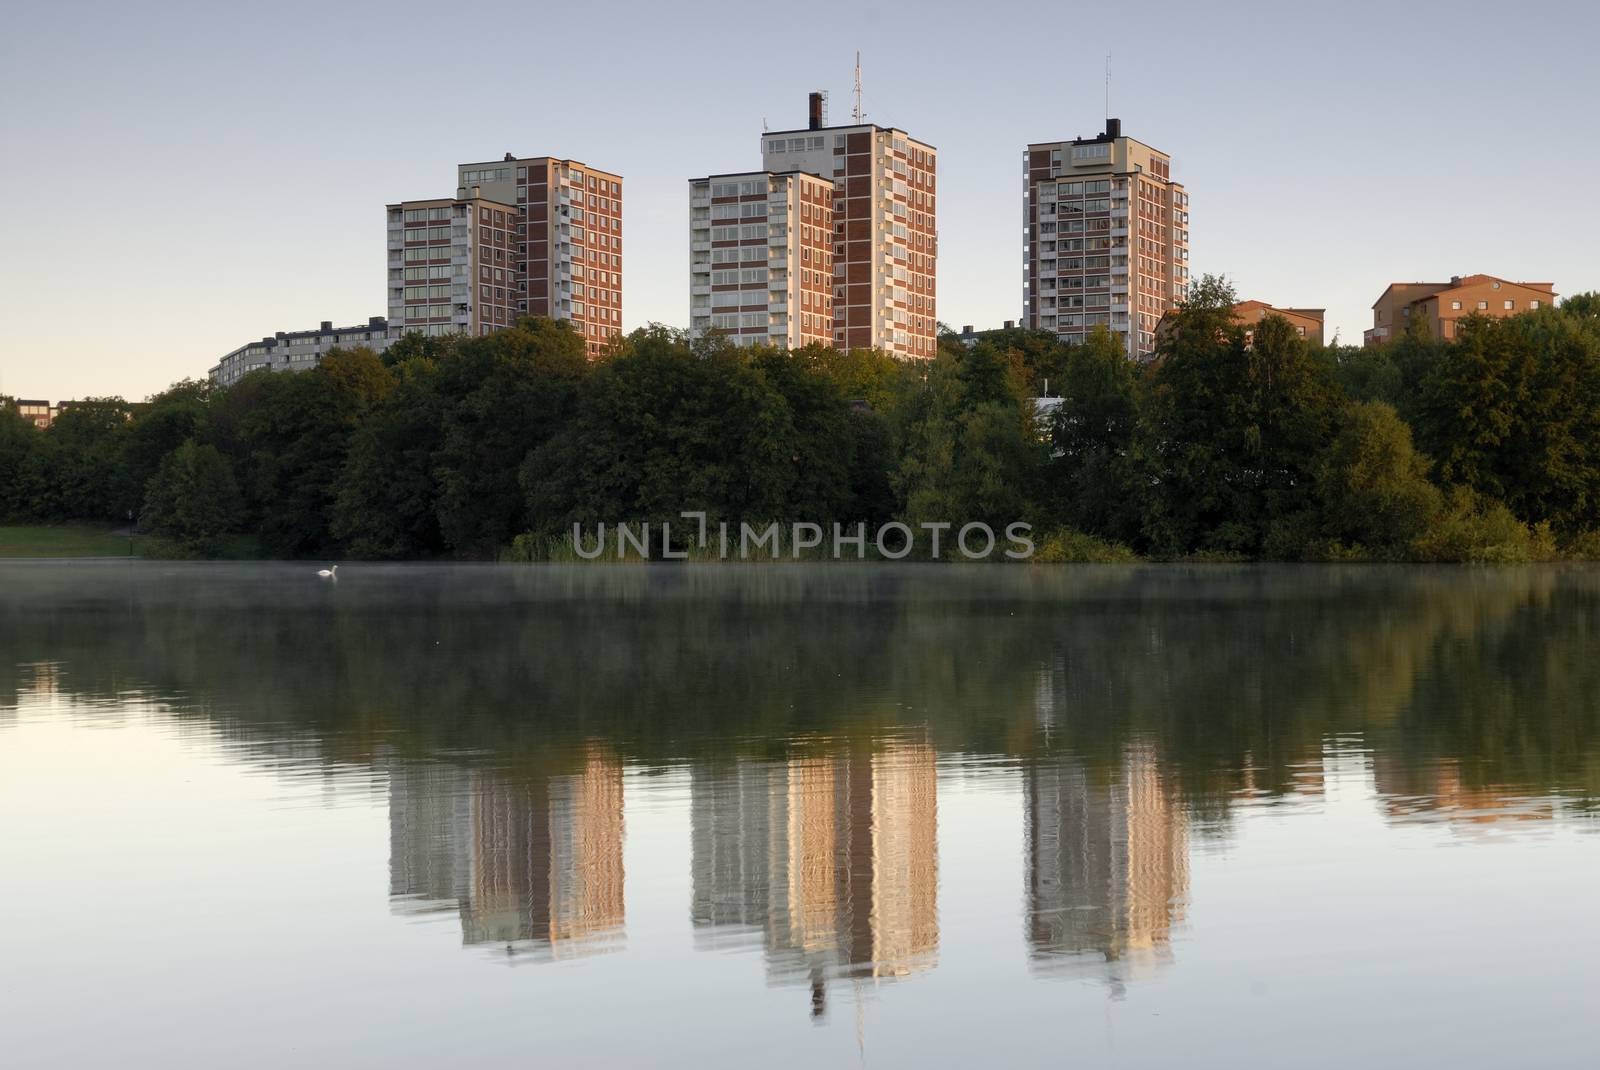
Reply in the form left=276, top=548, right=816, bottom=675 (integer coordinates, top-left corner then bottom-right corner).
left=690, top=741, right=939, bottom=1017
left=388, top=747, right=625, bottom=959
left=1024, top=745, right=1189, bottom=987
left=1374, top=756, right=1554, bottom=829
left=5, top=661, right=62, bottom=710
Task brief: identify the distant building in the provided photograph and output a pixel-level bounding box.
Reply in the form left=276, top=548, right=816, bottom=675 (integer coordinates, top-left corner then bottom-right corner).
left=453, top=155, right=624, bottom=357
left=759, top=93, right=938, bottom=359
left=209, top=318, right=392, bottom=386
left=953, top=322, right=1017, bottom=348
left=10, top=399, right=57, bottom=429
left=689, top=170, right=836, bottom=348
left=1365, top=274, right=1555, bottom=346
left=1231, top=301, right=1326, bottom=346
left=1025, top=118, right=1191, bottom=360
left=387, top=192, right=519, bottom=339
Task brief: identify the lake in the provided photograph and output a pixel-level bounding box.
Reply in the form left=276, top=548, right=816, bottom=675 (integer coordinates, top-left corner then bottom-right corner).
left=2, top=562, right=1598, bottom=1068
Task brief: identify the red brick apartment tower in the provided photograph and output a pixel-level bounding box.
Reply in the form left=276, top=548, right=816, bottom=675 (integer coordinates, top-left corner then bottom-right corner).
left=688, top=170, right=835, bottom=348
left=1024, top=119, right=1190, bottom=360
left=759, top=93, right=937, bottom=359
left=458, top=156, right=623, bottom=358
left=386, top=193, right=519, bottom=337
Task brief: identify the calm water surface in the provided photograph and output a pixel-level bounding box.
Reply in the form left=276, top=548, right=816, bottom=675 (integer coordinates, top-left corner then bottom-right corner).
left=3, top=562, right=1598, bottom=1068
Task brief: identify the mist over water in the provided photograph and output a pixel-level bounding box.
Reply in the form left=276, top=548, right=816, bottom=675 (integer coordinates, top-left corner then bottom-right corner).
left=3, top=563, right=1599, bottom=1067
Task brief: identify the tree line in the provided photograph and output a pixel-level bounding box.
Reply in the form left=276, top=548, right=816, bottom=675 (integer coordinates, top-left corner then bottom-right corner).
left=3, top=275, right=1598, bottom=561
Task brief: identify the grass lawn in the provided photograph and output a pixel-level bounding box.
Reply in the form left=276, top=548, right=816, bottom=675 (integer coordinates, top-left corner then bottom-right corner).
left=0, top=525, right=143, bottom=558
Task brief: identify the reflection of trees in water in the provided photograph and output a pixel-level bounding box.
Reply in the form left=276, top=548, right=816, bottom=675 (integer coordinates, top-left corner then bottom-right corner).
left=3, top=563, right=1600, bottom=820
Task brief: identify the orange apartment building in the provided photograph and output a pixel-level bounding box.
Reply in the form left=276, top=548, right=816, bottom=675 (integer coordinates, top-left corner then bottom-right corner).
left=456, top=156, right=624, bottom=357
left=1025, top=119, right=1190, bottom=360
left=1365, top=274, right=1555, bottom=345
left=1231, top=301, right=1325, bottom=346
left=755, top=93, right=938, bottom=359
left=689, top=169, right=835, bottom=348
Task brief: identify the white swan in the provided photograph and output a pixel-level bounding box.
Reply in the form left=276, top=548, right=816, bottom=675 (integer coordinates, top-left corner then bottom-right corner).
left=317, top=565, right=338, bottom=578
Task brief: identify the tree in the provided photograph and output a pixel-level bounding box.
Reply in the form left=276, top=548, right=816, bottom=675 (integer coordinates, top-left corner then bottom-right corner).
left=331, top=356, right=448, bottom=559
left=1307, top=401, right=1442, bottom=557
left=122, top=380, right=212, bottom=519
left=433, top=318, right=589, bottom=554
left=895, top=340, right=1045, bottom=530
left=1048, top=326, right=1143, bottom=541
left=1410, top=309, right=1600, bottom=531
left=0, top=402, right=37, bottom=519
left=19, top=398, right=132, bottom=521
left=236, top=347, right=394, bottom=557
left=523, top=327, right=796, bottom=535
left=143, top=440, right=243, bottom=556
left=806, top=345, right=906, bottom=414
left=1140, top=278, right=1343, bottom=554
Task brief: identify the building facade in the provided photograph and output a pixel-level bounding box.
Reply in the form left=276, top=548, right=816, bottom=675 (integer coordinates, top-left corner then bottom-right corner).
left=456, top=156, right=624, bottom=357
left=1231, top=301, right=1325, bottom=346
left=757, top=96, right=938, bottom=359
left=10, top=399, right=57, bottom=429
left=386, top=193, right=519, bottom=339
left=689, top=170, right=835, bottom=348
left=1024, top=119, right=1190, bottom=360
left=209, top=317, right=392, bottom=386
left=1365, top=274, right=1555, bottom=345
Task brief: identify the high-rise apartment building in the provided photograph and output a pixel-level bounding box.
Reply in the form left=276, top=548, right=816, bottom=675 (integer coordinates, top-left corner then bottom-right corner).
left=456, top=155, right=624, bottom=357
left=386, top=193, right=519, bottom=338
left=755, top=94, right=938, bottom=359
left=1024, top=118, right=1190, bottom=359
left=688, top=170, right=835, bottom=348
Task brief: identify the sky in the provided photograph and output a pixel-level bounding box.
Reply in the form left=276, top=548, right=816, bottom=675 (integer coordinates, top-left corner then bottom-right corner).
left=2, top=0, right=1597, bottom=401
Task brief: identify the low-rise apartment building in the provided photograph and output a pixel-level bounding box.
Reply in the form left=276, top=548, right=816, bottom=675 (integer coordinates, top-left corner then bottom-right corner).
left=1365, top=274, right=1555, bottom=345
left=1232, top=301, right=1325, bottom=346
left=11, top=399, right=57, bottom=429
left=209, top=318, right=392, bottom=386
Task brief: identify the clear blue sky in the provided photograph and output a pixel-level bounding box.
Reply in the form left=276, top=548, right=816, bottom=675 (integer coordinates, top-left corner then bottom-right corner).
left=2, top=0, right=1596, bottom=401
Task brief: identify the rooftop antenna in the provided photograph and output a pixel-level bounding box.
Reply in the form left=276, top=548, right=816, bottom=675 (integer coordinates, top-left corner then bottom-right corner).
left=853, top=51, right=864, bottom=123
left=1105, top=50, right=1111, bottom=122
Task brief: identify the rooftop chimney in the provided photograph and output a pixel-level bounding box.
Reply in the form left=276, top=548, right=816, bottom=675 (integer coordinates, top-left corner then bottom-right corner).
left=808, top=91, right=825, bottom=131
left=503, top=152, right=515, bottom=162
left=320, top=320, right=333, bottom=333
left=1003, top=319, right=1015, bottom=330
left=962, top=324, right=974, bottom=335
left=1105, top=117, right=1121, bottom=139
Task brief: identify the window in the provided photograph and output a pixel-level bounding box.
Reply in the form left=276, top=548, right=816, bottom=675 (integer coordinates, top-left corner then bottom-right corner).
left=1451, top=300, right=1462, bottom=310
left=1504, top=300, right=1514, bottom=310
left=1477, top=301, right=1489, bottom=310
